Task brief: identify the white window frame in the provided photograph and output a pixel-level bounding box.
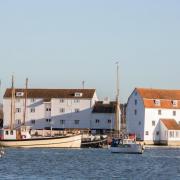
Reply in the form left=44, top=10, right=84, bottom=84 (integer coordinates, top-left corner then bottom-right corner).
left=16, top=108, right=21, bottom=113
left=60, top=108, right=65, bottom=113
left=30, top=108, right=35, bottom=113
left=152, top=121, right=156, bottom=126
left=60, top=120, right=65, bottom=125
left=31, top=120, right=35, bottom=124
left=60, top=99, right=64, bottom=103
left=75, top=108, right=80, bottom=113
left=74, top=120, right=80, bottom=125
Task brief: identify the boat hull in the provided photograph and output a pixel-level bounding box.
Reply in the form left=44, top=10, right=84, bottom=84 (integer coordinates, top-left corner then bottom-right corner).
left=110, top=144, right=144, bottom=154
left=0, top=135, right=82, bottom=148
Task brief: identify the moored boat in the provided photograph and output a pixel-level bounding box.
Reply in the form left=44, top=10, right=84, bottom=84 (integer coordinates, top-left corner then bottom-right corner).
left=110, top=137, right=144, bottom=154
left=109, top=63, right=144, bottom=154
left=0, top=128, right=81, bottom=148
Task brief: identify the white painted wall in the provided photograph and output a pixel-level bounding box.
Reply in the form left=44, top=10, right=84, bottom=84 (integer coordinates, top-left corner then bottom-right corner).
left=144, top=108, right=180, bottom=141
left=126, top=90, right=145, bottom=140
left=91, top=113, right=115, bottom=130
left=160, top=122, right=168, bottom=141
left=126, top=89, right=180, bottom=142
left=3, top=91, right=101, bottom=130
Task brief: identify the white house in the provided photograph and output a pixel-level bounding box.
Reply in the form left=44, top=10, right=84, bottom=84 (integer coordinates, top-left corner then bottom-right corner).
left=91, top=101, right=115, bottom=134
left=3, top=88, right=98, bottom=130
left=126, top=88, right=180, bottom=145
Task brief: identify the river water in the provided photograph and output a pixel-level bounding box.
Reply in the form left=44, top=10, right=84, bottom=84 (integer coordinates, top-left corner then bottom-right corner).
left=0, top=147, right=180, bottom=180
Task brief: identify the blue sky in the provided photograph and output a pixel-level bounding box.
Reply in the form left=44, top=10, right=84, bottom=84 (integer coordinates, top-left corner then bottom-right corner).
left=0, top=0, right=180, bottom=102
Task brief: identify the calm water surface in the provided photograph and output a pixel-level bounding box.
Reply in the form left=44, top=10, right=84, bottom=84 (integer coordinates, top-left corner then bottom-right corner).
left=0, top=147, right=180, bottom=180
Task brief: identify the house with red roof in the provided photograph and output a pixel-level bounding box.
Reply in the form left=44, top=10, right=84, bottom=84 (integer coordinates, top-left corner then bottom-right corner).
left=126, top=88, right=180, bottom=145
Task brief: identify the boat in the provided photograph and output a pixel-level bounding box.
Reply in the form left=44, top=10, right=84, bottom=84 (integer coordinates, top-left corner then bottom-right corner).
left=109, top=62, right=144, bottom=154
left=0, top=128, right=81, bottom=148
left=81, top=134, right=108, bottom=148
left=0, top=76, right=81, bottom=148
left=110, top=135, right=144, bottom=154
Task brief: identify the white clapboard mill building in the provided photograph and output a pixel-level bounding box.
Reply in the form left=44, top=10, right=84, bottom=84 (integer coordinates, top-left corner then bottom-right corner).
left=3, top=88, right=98, bottom=130
left=126, top=88, right=180, bottom=145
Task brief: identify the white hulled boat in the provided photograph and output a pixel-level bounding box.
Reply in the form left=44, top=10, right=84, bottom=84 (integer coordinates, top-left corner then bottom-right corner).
left=110, top=135, right=144, bottom=154
left=0, top=128, right=81, bottom=148
left=0, top=76, right=81, bottom=148
left=109, top=63, right=144, bottom=154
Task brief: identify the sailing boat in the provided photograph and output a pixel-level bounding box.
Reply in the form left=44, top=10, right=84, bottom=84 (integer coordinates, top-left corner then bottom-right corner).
left=110, top=63, right=144, bottom=154
left=0, top=76, right=81, bottom=148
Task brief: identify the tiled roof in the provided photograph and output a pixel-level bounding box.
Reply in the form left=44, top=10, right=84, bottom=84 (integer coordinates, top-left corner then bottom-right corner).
left=137, top=88, right=180, bottom=100
left=92, top=101, right=125, bottom=113
left=161, top=119, right=180, bottom=130
left=136, top=88, right=180, bottom=109
left=143, top=99, right=180, bottom=109
left=92, top=101, right=116, bottom=113
left=4, top=89, right=96, bottom=99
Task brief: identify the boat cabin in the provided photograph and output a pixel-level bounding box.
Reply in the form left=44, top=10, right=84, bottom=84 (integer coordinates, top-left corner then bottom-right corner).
left=0, top=129, right=17, bottom=140
left=0, top=126, right=31, bottom=140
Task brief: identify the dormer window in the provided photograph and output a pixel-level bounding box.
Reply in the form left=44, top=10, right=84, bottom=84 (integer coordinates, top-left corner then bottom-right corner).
left=172, top=100, right=178, bottom=107
left=154, top=99, right=160, bottom=106
left=16, top=92, right=24, bottom=97
left=74, top=92, right=83, bottom=97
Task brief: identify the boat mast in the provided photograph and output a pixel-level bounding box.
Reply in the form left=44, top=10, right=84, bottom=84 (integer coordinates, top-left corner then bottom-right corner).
left=114, top=62, right=121, bottom=137
left=23, top=78, right=28, bottom=125
left=10, top=75, right=15, bottom=130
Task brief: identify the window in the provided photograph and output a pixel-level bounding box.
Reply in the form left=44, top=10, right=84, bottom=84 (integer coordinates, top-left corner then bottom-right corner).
left=152, top=121, right=156, bottom=126
left=74, top=99, right=80, bottom=103
left=16, top=92, right=24, bottom=97
left=75, top=108, right=80, bottom=113
left=60, top=99, right=64, bottom=103
left=31, top=120, right=35, bottom=124
left=30, top=108, right=35, bottom=113
left=60, top=120, right=65, bottom=125
left=156, top=131, right=159, bottom=136
left=135, top=99, right=137, bottom=105
left=108, top=119, right=111, bottom=124
left=31, top=98, right=36, bottom=103
left=172, top=100, right=178, bottom=107
left=74, top=92, right=83, bottom=97
left=154, top=99, right=160, bottom=106
left=134, top=109, right=137, bottom=115
left=74, top=120, right=80, bottom=125
left=10, top=131, right=13, bottom=135
left=16, top=108, right=21, bottom=113
left=145, top=131, right=149, bottom=135
left=169, top=131, right=174, bottom=138
left=60, top=108, right=65, bottom=113
left=16, top=119, right=21, bottom=125
left=46, top=108, right=51, bottom=112
left=139, top=121, right=141, bottom=125
left=173, top=111, right=176, bottom=116
left=5, top=131, right=9, bottom=135
left=176, top=131, right=179, bottom=138
left=96, top=119, right=100, bottom=124
left=16, top=98, right=21, bottom=103
left=46, top=119, right=51, bottom=123
left=158, top=110, right=161, bottom=115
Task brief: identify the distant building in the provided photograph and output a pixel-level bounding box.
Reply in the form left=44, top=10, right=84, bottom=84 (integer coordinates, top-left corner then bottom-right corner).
left=91, top=101, right=126, bottom=134
left=91, top=101, right=115, bottom=133
left=126, top=88, right=180, bottom=145
left=3, top=88, right=98, bottom=130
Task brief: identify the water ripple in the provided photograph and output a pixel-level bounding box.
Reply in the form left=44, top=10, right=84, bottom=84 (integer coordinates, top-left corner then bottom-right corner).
left=0, top=148, right=180, bottom=179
